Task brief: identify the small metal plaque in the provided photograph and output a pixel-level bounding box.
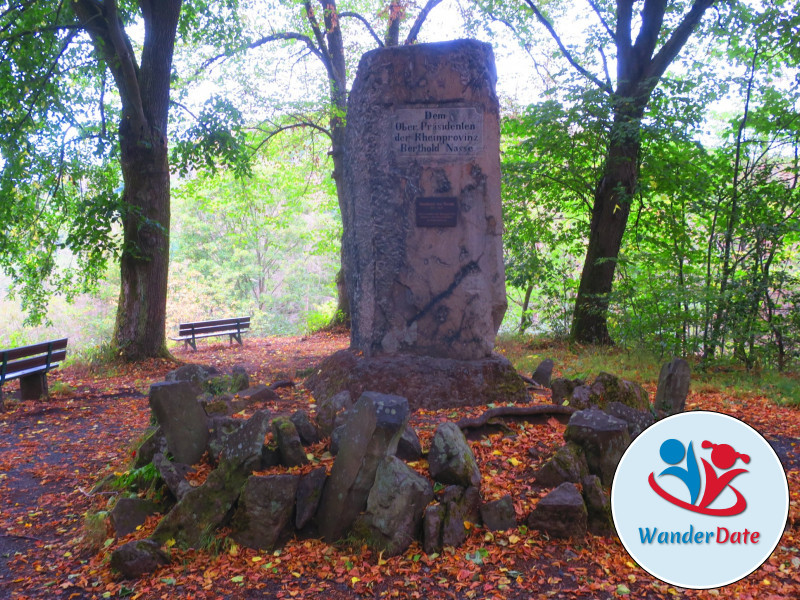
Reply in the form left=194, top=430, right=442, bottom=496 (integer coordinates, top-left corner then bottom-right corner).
left=416, top=197, right=458, bottom=228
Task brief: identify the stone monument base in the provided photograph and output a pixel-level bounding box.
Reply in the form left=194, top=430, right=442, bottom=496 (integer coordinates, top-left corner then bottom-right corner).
left=305, top=350, right=529, bottom=411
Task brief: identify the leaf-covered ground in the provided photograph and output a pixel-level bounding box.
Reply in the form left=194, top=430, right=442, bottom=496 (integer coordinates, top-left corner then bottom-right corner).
left=1, top=332, right=798, bottom=599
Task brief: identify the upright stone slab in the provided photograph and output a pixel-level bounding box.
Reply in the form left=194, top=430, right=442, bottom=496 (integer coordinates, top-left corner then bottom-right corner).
left=654, top=358, right=691, bottom=415
left=317, top=392, right=409, bottom=542
left=148, top=381, right=208, bottom=465
left=343, top=39, right=506, bottom=361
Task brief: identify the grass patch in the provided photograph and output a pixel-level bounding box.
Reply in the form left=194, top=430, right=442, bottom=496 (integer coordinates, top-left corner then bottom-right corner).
left=497, top=334, right=662, bottom=383
left=497, top=334, right=800, bottom=407
left=63, top=340, right=121, bottom=378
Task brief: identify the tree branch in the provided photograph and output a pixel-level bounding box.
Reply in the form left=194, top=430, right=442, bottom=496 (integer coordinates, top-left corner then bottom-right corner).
left=457, top=404, right=576, bottom=430
left=523, top=0, right=612, bottom=94
left=633, top=0, right=668, bottom=63
left=645, top=0, right=717, bottom=85
left=73, top=0, right=146, bottom=128
left=405, top=0, right=444, bottom=45
left=198, top=32, right=324, bottom=74
left=339, top=11, right=383, bottom=47
left=585, top=0, right=615, bottom=42
left=13, top=29, right=78, bottom=132
left=251, top=121, right=332, bottom=155
left=305, top=0, right=331, bottom=66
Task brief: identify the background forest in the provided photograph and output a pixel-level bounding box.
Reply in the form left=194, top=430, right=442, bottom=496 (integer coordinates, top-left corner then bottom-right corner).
left=1, top=0, right=798, bottom=374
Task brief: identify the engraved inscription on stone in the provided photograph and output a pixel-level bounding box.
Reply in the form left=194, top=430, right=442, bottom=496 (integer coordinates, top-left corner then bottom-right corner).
left=416, top=197, right=458, bottom=228
left=392, top=107, right=483, bottom=157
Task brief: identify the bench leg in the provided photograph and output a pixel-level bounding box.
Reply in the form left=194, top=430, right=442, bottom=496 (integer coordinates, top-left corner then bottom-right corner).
left=20, top=373, right=47, bottom=400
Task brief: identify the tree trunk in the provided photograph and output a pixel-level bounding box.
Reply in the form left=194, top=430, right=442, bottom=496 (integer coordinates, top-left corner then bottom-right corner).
left=571, top=109, right=641, bottom=344
left=112, top=122, right=171, bottom=359
left=322, top=0, right=351, bottom=328
left=73, top=0, right=181, bottom=360
left=519, top=283, right=534, bottom=334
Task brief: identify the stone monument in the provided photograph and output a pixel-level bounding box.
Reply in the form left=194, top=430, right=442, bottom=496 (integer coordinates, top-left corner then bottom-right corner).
left=307, top=39, right=527, bottom=410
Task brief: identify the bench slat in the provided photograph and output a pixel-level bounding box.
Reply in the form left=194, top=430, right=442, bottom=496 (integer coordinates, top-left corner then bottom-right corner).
left=4, top=362, right=65, bottom=381
left=178, top=317, right=250, bottom=333
left=178, top=322, right=251, bottom=337
left=170, top=329, right=245, bottom=342
left=3, top=350, right=67, bottom=379
left=0, top=338, right=68, bottom=362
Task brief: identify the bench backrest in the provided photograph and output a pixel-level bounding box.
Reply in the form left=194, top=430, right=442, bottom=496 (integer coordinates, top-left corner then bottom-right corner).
left=0, top=338, right=69, bottom=384
left=178, top=317, right=251, bottom=337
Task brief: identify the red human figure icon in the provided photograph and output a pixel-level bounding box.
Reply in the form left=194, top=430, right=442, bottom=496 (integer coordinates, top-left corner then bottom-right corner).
left=698, top=441, right=750, bottom=511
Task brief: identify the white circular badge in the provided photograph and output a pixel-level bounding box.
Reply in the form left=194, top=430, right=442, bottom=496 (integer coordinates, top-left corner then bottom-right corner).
left=611, top=411, right=789, bottom=589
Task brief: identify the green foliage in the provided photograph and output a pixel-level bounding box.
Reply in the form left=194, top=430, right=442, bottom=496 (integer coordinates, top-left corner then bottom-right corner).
left=168, top=127, right=340, bottom=336
left=110, top=463, right=160, bottom=494
left=82, top=510, right=110, bottom=552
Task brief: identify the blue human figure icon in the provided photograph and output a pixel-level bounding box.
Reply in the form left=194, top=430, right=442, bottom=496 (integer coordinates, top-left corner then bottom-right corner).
left=658, top=438, right=701, bottom=505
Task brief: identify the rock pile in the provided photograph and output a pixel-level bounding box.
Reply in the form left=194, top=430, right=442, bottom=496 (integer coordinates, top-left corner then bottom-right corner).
left=107, top=357, right=690, bottom=578
left=108, top=367, right=521, bottom=578
left=526, top=358, right=691, bottom=539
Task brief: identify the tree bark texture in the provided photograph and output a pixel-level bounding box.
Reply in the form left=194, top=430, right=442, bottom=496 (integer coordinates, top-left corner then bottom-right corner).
left=74, top=0, right=181, bottom=360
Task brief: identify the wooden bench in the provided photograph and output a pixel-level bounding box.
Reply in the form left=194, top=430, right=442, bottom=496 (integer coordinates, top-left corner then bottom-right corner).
left=170, top=317, right=250, bottom=350
left=0, top=338, right=68, bottom=408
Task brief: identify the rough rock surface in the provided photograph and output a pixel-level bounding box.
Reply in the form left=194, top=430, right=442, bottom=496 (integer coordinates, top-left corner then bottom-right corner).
left=564, top=408, right=631, bottom=485
left=134, top=426, right=167, bottom=468
left=306, top=350, right=527, bottom=411
left=295, top=467, right=327, bottom=530
left=317, top=392, right=409, bottom=542
left=428, top=422, right=481, bottom=488
left=110, top=498, right=161, bottom=537
left=441, top=486, right=481, bottom=547
left=480, top=495, right=516, bottom=531
left=148, top=380, right=208, bottom=465
left=272, top=417, right=309, bottom=468
left=531, top=359, right=554, bottom=388
left=220, top=410, right=270, bottom=466
left=342, top=40, right=506, bottom=362
left=151, top=461, right=251, bottom=548
left=654, top=358, right=691, bottom=415
left=315, top=390, right=353, bottom=437
left=232, top=474, right=299, bottom=550
left=164, top=364, right=218, bottom=384
left=152, top=453, right=193, bottom=501
left=550, top=378, right=585, bottom=403
left=533, top=442, right=589, bottom=487
left=290, top=410, right=321, bottom=446
left=235, top=384, right=279, bottom=407
left=110, top=540, right=169, bottom=579
left=604, top=401, right=654, bottom=439
left=526, top=482, right=587, bottom=539
left=207, top=417, right=246, bottom=463
left=422, top=504, right=445, bottom=554
left=582, top=474, right=613, bottom=535
left=353, top=456, right=434, bottom=556
left=396, top=425, right=423, bottom=462
left=589, top=372, right=649, bottom=411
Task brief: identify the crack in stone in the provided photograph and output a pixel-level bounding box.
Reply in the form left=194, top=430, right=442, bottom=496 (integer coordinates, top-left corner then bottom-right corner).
left=406, top=260, right=480, bottom=327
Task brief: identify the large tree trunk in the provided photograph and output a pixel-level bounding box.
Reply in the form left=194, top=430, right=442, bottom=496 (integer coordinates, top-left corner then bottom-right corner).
left=555, top=0, right=717, bottom=345
left=571, top=109, right=641, bottom=344
left=74, top=0, right=181, bottom=360
left=322, top=0, right=352, bottom=328
left=112, top=122, right=171, bottom=359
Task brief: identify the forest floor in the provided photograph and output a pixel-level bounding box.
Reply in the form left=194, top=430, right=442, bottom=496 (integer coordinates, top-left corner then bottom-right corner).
left=0, top=332, right=798, bottom=599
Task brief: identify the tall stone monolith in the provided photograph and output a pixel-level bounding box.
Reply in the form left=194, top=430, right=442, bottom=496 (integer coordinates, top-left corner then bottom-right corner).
left=308, top=40, right=527, bottom=409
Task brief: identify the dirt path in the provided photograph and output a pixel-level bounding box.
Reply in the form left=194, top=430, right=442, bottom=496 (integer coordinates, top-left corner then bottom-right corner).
left=0, top=334, right=347, bottom=598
